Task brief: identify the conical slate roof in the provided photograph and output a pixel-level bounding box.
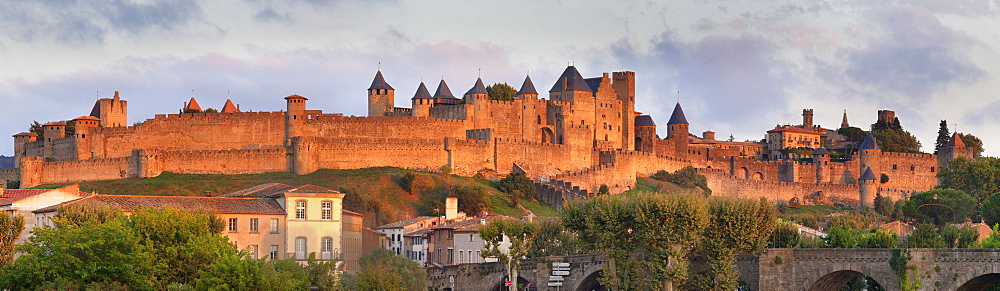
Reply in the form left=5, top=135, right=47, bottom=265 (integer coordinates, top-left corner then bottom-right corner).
left=635, top=115, right=656, bottom=127
left=412, top=82, right=433, bottom=99
left=667, top=103, right=689, bottom=125
left=948, top=132, right=966, bottom=147
left=433, top=79, right=456, bottom=99
left=368, top=70, right=394, bottom=90
left=813, top=147, right=831, bottom=155
left=517, top=75, right=538, bottom=95
left=220, top=99, right=240, bottom=113
left=859, top=167, right=877, bottom=180
left=549, top=66, right=593, bottom=92
left=185, top=97, right=202, bottom=111
left=859, top=133, right=879, bottom=150
left=465, top=78, right=488, bottom=95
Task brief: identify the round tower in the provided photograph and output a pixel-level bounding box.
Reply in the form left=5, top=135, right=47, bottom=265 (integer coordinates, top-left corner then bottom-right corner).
left=858, top=166, right=878, bottom=209
left=464, top=77, right=489, bottom=128
left=666, top=102, right=690, bottom=156
left=812, top=147, right=831, bottom=184
left=284, top=95, right=308, bottom=145
left=12, top=132, right=38, bottom=168
left=517, top=75, right=539, bottom=142
left=634, top=115, right=657, bottom=152
left=411, top=82, right=433, bottom=117
left=367, top=70, right=395, bottom=117
left=858, top=132, right=881, bottom=182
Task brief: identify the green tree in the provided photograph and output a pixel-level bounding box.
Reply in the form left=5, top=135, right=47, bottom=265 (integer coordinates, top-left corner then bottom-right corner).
left=905, top=223, right=946, bottom=248
left=768, top=219, right=801, bottom=248
left=497, top=172, right=536, bottom=201
left=687, top=197, right=775, bottom=290
left=981, top=192, right=1000, bottom=226
left=978, top=224, right=1000, bottom=248
left=902, top=189, right=976, bottom=226
left=873, top=128, right=922, bottom=153
left=940, top=224, right=978, bottom=248
left=350, top=248, right=426, bottom=291
left=823, top=227, right=863, bottom=248
left=873, top=193, right=894, bottom=217
left=564, top=192, right=709, bottom=290
left=194, top=255, right=310, bottom=290
left=52, top=201, right=123, bottom=227
left=652, top=166, right=711, bottom=195
left=28, top=120, right=44, bottom=141
left=486, top=83, right=517, bottom=101
left=937, top=157, right=1000, bottom=202
left=827, top=212, right=870, bottom=230
left=861, top=229, right=897, bottom=248
left=128, top=207, right=233, bottom=285
left=0, top=212, right=25, bottom=269
left=957, top=132, right=985, bottom=158
left=934, top=120, right=950, bottom=154
left=398, top=173, right=416, bottom=194
left=480, top=218, right=539, bottom=290
left=450, top=185, right=490, bottom=215
left=838, top=127, right=866, bottom=146
left=1, top=217, right=157, bottom=289
left=527, top=219, right=583, bottom=258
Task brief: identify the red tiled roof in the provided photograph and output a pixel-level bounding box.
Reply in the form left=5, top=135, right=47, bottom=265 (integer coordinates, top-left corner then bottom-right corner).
left=33, top=195, right=285, bottom=215
left=220, top=99, right=240, bottom=113
left=222, top=183, right=292, bottom=198
left=433, top=215, right=516, bottom=232
left=375, top=216, right=436, bottom=229
left=0, top=188, right=90, bottom=206
left=342, top=209, right=363, bottom=216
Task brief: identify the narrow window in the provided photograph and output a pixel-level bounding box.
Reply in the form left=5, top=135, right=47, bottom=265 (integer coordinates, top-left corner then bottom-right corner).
left=270, top=245, right=279, bottom=260
left=270, top=218, right=279, bottom=233
left=295, top=200, right=307, bottom=220
left=250, top=218, right=259, bottom=232
left=249, top=245, right=259, bottom=259
left=295, top=237, right=307, bottom=260
left=321, top=201, right=333, bottom=220
left=228, top=218, right=238, bottom=232
left=321, top=237, right=333, bottom=260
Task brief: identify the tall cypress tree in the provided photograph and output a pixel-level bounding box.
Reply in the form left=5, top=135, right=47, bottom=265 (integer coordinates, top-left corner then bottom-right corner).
left=935, top=120, right=949, bottom=154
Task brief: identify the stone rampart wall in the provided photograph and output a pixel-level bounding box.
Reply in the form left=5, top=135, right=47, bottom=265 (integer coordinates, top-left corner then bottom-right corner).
left=39, top=157, right=132, bottom=184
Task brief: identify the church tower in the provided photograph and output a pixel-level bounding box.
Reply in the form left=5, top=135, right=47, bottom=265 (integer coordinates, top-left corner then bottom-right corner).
left=368, top=70, right=395, bottom=117
left=937, top=132, right=974, bottom=171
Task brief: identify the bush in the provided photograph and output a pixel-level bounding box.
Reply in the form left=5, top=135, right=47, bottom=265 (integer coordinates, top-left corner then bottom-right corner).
left=398, top=173, right=416, bottom=194
left=652, top=166, right=711, bottom=195
left=497, top=172, right=536, bottom=201
left=438, top=165, right=452, bottom=175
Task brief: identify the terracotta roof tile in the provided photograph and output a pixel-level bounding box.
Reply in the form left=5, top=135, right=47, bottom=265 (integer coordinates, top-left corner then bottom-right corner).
left=376, top=216, right=436, bottom=229
left=34, top=195, right=285, bottom=215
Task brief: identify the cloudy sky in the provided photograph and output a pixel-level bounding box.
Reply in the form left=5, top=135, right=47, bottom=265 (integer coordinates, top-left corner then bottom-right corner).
left=1, top=0, right=999, bottom=156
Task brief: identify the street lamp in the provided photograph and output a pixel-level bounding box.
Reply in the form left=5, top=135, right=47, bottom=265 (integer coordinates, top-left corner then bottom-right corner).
left=916, top=194, right=956, bottom=225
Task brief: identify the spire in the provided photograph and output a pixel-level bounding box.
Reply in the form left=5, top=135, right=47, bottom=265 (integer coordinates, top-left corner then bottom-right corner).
left=433, top=79, right=456, bottom=99
left=859, top=132, right=879, bottom=150
left=667, top=102, right=689, bottom=125
left=517, top=75, right=538, bottom=95
left=368, top=70, right=394, bottom=90
left=465, top=77, right=488, bottom=95
left=948, top=132, right=966, bottom=147
left=859, top=167, right=877, bottom=180
left=221, top=99, right=240, bottom=113
left=412, top=82, right=432, bottom=99
left=549, top=65, right=593, bottom=92
left=841, top=110, right=850, bottom=129
left=185, top=97, right=202, bottom=111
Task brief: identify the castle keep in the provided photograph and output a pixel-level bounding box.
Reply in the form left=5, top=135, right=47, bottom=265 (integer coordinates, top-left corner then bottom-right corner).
left=1, top=66, right=973, bottom=207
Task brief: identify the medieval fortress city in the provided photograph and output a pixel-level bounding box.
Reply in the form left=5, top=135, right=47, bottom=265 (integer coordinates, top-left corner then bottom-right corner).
left=0, top=65, right=974, bottom=209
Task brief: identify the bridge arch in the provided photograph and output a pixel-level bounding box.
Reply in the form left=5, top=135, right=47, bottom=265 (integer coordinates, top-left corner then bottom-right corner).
left=489, top=275, right=532, bottom=291
left=808, top=270, right=885, bottom=291
left=575, top=269, right=608, bottom=291
left=958, top=273, right=1000, bottom=290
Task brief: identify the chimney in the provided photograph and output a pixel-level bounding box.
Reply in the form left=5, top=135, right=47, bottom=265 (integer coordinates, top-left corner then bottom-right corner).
left=445, top=197, right=458, bottom=221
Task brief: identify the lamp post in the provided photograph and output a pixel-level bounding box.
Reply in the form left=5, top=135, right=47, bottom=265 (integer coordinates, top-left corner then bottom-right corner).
left=916, top=194, right=956, bottom=225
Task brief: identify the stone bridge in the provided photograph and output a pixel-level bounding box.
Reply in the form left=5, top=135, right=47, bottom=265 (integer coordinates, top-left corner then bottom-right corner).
left=427, top=249, right=1000, bottom=291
